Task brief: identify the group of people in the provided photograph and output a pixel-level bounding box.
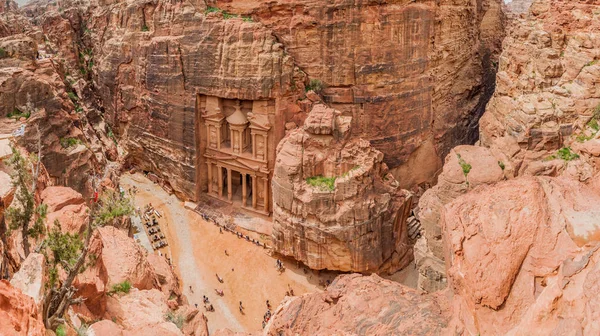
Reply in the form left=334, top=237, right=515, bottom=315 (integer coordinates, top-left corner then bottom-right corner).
left=275, top=259, right=285, bottom=273
left=262, top=300, right=273, bottom=328
left=200, top=212, right=269, bottom=249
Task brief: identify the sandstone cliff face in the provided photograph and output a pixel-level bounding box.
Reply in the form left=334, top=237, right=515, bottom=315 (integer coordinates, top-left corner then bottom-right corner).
left=416, top=0, right=600, bottom=291
left=0, top=280, right=45, bottom=336
left=264, top=173, right=600, bottom=336
left=0, top=3, right=104, bottom=197
left=264, top=273, right=451, bottom=336
left=480, top=0, right=600, bottom=176
left=68, top=0, right=505, bottom=200
left=272, top=104, right=412, bottom=273
left=215, top=0, right=506, bottom=188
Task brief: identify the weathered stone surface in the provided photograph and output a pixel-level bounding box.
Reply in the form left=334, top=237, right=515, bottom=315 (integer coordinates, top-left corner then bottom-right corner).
left=264, top=273, right=451, bottom=335
left=0, top=280, right=45, bottom=336
left=75, top=226, right=157, bottom=316
left=88, top=320, right=124, bottom=336
left=414, top=145, right=507, bottom=291
left=9, top=253, right=45, bottom=304
left=41, top=186, right=90, bottom=235
left=444, top=176, right=600, bottom=335
left=272, top=104, right=413, bottom=273
left=147, top=253, right=180, bottom=298
left=72, top=0, right=506, bottom=200
left=106, top=289, right=177, bottom=332
left=479, top=0, right=600, bottom=178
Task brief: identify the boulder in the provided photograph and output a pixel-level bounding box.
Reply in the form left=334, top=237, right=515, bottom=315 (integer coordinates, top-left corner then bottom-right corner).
left=106, top=288, right=181, bottom=335
left=40, top=186, right=84, bottom=212
left=75, top=226, right=156, bottom=316
left=88, top=320, right=124, bottom=336
left=9, top=253, right=45, bottom=304
left=272, top=105, right=413, bottom=273
left=0, top=280, right=45, bottom=336
left=147, top=254, right=179, bottom=297
left=264, top=274, right=451, bottom=335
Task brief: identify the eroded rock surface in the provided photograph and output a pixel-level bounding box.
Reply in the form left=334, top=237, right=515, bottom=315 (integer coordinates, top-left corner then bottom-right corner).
left=416, top=0, right=600, bottom=291
left=0, top=280, right=45, bottom=336
left=272, top=104, right=413, bottom=273
left=264, top=273, right=451, bottom=336
left=75, top=226, right=156, bottom=316
left=445, top=176, right=600, bottom=335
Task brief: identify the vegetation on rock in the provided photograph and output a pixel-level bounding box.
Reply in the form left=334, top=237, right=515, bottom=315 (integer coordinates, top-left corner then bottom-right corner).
left=5, top=141, right=44, bottom=258
left=306, top=175, right=336, bottom=191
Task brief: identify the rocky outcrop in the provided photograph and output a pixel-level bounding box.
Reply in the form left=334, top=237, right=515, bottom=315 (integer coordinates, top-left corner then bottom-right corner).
left=414, top=145, right=508, bottom=291
left=272, top=104, right=413, bottom=273
left=479, top=0, right=600, bottom=177
left=265, top=173, right=600, bottom=335
left=444, top=176, right=600, bottom=335
left=416, top=0, right=600, bottom=291
left=9, top=253, right=45, bottom=304
left=264, top=273, right=451, bottom=335
left=75, top=226, right=157, bottom=316
left=105, top=288, right=208, bottom=336
left=55, top=0, right=507, bottom=200
left=0, top=280, right=45, bottom=336
left=41, top=186, right=89, bottom=235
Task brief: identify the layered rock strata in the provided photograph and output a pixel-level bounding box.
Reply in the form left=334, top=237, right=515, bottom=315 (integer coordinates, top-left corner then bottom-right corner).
left=260, top=173, right=600, bottom=335
left=416, top=0, right=600, bottom=291
left=272, top=104, right=412, bottom=273
left=58, top=0, right=507, bottom=200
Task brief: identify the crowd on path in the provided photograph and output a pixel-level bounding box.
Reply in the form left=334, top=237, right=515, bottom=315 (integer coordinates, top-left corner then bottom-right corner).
left=189, top=220, right=300, bottom=329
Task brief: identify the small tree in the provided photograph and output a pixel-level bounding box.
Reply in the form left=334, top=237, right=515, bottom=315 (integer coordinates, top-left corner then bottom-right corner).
left=41, top=190, right=134, bottom=330
left=5, top=133, right=44, bottom=258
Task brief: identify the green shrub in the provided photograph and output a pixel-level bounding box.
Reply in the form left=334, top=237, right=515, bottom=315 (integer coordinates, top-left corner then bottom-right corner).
left=7, top=108, right=31, bottom=120
left=588, top=118, right=599, bottom=132
left=498, top=161, right=505, bottom=170
left=141, top=24, right=149, bottom=32
left=59, top=137, right=81, bottom=149
left=306, top=175, right=336, bottom=191
left=223, top=12, right=238, bottom=19
left=67, top=91, right=78, bottom=102
left=585, top=60, right=598, bottom=67
left=305, top=79, right=325, bottom=93
left=0, top=47, right=7, bottom=58
left=204, top=6, right=221, bottom=14
left=242, top=16, right=253, bottom=22
left=111, top=280, right=132, bottom=294
left=456, top=154, right=472, bottom=178
left=556, top=147, right=579, bottom=161
left=165, top=311, right=184, bottom=329
left=56, top=325, right=67, bottom=336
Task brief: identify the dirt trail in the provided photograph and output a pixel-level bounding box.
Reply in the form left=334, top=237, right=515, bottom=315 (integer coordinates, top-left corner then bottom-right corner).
left=121, top=173, right=329, bottom=333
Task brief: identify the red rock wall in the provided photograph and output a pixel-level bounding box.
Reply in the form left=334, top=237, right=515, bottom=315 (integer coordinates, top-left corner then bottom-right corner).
left=86, top=0, right=504, bottom=200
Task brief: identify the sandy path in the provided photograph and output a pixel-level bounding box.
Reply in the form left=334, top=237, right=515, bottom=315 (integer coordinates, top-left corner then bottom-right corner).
left=121, top=173, right=327, bottom=333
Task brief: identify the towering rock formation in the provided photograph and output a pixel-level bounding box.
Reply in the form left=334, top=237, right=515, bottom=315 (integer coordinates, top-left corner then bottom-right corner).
left=272, top=104, right=412, bottom=273
left=261, top=173, right=600, bottom=336
left=415, top=0, right=600, bottom=291
left=0, top=0, right=107, bottom=197
left=66, top=0, right=506, bottom=202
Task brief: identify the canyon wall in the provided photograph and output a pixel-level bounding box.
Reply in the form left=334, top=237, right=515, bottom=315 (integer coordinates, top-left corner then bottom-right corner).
left=0, top=1, right=105, bottom=197
left=416, top=0, right=600, bottom=291
left=76, top=0, right=505, bottom=201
